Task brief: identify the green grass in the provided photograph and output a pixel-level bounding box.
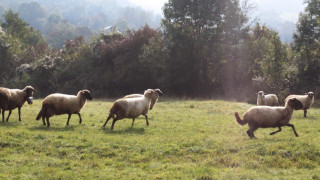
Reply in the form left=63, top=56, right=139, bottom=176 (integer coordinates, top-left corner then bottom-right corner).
left=0, top=99, right=319, bottom=179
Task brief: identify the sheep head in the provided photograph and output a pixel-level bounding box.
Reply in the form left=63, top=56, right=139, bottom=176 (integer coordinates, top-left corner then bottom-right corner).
left=257, top=91, right=265, bottom=98
left=288, top=98, right=303, bottom=110
left=80, top=90, right=93, bottom=100
left=23, top=86, right=36, bottom=105
left=305, top=92, right=314, bottom=99
left=144, top=89, right=158, bottom=99
left=154, top=89, right=163, bottom=96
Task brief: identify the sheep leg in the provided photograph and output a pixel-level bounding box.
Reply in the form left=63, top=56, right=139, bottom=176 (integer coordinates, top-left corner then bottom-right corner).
left=111, top=118, right=119, bottom=130
left=66, top=114, right=71, bottom=126
left=6, top=110, right=12, bottom=122
left=270, top=127, right=282, bottom=135
left=246, top=130, right=255, bottom=138
left=2, top=110, right=4, bottom=122
left=247, top=126, right=257, bottom=139
left=144, top=115, right=149, bottom=126
left=18, top=107, right=21, bottom=121
left=78, top=113, right=82, bottom=124
left=42, top=116, right=46, bottom=126
left=304, top=109, right=307, bottom=118
left=46, top=117, right=50, bottom=127
left=131, top=118, right=135, bottom=126
left=287, top=124, right=299, bottom=137
left=103, top=114, right=112, bottom=127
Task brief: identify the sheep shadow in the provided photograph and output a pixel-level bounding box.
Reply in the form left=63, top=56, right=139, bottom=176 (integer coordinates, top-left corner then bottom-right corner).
left=101, top=126, right=145, bottom=135
left=28, top=125, right=76, bottom=132
left=0, top=121, right=21, bottom=128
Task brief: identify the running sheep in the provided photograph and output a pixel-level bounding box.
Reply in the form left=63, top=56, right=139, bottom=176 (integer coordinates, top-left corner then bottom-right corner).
left=256, top=91, right=279, bottom=106
left=0, top=86, right=35, bottom=122
left=36, top=90, right=93, bottom=127
left=235, top=98, right=303, bottom=138
left=285, top=92, right=314, bottom=118
left=123, top=88, right=163, bottom=126
left=103, top=89, right=158, bottom=130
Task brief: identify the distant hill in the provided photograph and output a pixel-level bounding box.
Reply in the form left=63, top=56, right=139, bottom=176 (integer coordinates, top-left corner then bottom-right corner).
left=0, top=0, right=161, bottom=47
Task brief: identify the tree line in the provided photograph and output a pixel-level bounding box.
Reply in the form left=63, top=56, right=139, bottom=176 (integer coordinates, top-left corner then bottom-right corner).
left=0, top=0, right=320, bottom=101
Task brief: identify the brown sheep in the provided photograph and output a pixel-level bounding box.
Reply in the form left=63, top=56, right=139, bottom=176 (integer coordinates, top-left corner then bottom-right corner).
left=235, top=98, right=303, bottom=138
left=0, top=86, right=36, bottom=122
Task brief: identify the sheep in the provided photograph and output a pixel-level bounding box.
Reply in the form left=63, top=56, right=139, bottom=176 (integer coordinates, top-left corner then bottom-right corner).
left=285, top=92, right=314, bottom=118
left=36, top=90, right=92, bottom=127
left=0, top=86, right=36, bottom=122
left=123, top=88, right=163, bottom=126
left=256, top=91, right=279, bottom=106
left=103, top=89, right=158, bottom=130
left=235, top=98, right=303, bottom=138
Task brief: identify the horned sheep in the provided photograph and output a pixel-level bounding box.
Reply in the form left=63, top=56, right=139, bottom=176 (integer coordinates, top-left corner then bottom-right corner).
left=256, top=91, right=279, bottom=106
left=103, top=89, right=158, bottom=130
left=123, top=88, right=163, bottom=126
left=36, top=90, right=93, bottom=127
left=235, top=98, right=303, bottom=138
left=285, top=92, right=314, bottom=118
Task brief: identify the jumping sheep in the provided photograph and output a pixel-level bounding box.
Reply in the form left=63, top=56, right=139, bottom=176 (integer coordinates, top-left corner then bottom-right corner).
left=235, top=98, right=303, bottom=138
left=36, top=90, right=93, bottom=127
left=285, top=92, right=314, bottom=118
left=256, top=91, right=279, bottom=106
left=103, top=89, right=158, bottom=130
left=0, top=86, right=36, bottom=122
left=123, top=88, right=163, bottom=126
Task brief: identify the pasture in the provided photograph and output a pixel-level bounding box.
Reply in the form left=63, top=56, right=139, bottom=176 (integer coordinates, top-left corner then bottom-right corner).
left=0, top=99, right=319, bottom=179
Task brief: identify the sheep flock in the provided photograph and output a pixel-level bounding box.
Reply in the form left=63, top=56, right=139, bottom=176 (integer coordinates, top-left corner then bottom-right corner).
left=0, top=85, right=316, bottom=139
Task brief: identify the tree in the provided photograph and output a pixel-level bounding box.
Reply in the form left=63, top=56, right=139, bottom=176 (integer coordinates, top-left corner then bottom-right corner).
left=293, top=0, right=320, bottom=93
left=162, top=0, right=248, bottom=97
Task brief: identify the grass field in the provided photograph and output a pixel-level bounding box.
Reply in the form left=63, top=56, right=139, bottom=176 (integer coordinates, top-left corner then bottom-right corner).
left=0, top=99, right=319, bottom=179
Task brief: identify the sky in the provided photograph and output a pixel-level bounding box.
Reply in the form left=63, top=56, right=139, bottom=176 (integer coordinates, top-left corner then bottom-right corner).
left=127, top=0, right=168, bottom=15
left=250, top=0, right=306, bottom=23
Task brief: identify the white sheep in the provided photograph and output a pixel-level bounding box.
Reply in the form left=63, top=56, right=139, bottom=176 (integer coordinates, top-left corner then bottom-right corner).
left=36, top=90, right=93, bottom=127
left=285, top=92, right=314, bottom=118
left=235, top=98, right=303, bottom=138
left=103, top=89, right=158, bottom=130
left=256, top=91, right=279, bottom=106
left=0, top=86, right=36, bottom=122
left=123, top=88, right=163, bottom=126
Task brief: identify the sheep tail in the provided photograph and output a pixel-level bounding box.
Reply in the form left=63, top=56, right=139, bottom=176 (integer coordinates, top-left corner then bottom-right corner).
left=235, top=112, right=247, bottom=126
left=36, top=109, right=44, bottom=120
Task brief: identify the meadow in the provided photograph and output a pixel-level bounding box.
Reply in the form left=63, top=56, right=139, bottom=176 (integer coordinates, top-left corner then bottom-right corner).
left=0, top=99, right=319, bottom=179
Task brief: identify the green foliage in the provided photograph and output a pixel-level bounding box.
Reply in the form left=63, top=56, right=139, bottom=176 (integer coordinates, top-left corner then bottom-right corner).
left=293, top=0, right=320, bottom=94
left=0, top=99, right=319, bottom=178
left=0, top=0, right=319, bottom=100
left=242, top=24, right=293, bottom=100
left=162, top=0, right=249, bottom=97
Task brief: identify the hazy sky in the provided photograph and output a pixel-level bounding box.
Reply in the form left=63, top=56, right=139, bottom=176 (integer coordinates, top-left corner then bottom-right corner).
left=128, top=0, right=306, bottom=23
left=250, top=0, right=306, bottom=23
left=127, top=0, right=168, bottom=14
